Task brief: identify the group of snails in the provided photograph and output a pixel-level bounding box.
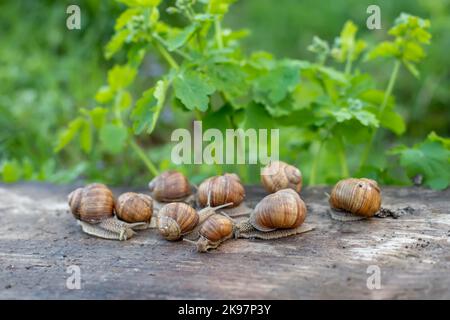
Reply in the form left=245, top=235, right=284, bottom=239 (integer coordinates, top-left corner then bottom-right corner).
left=68, top=160, right=382, bottom=252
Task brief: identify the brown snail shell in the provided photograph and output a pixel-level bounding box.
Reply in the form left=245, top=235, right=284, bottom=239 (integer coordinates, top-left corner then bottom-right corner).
left=196, top=214, right=234, bottom=252
left=329, top=178, right=381, bottom=217
left=148, top=170, right=192, bottom=202
left=250, top=189, right=306, bottom=232
left=68, top=183, right=114, bottom=223
left=115, top=192, right=153, bottom=223
left=198, top=173, right=245, bottom=208
left=199, top=214, right=234, bottom=243
left=261, top=160, right=302, bottom=193
left=158, top=202, right=199, bottom=240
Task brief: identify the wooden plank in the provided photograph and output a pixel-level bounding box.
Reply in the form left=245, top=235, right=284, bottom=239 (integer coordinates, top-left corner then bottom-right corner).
left=0, top=182, right=449, bottom=299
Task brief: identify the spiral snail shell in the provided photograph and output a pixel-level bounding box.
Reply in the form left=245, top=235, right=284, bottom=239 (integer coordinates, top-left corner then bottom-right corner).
left=250, top=188, right=306, bottom=232
left=148, top=170, right=192, bottom=202
left=195, top=214, right=234, bottom=252
left=261, top=161, right=302, bottom=193
left=115, top=192, right=153, bottom=223
left=198, top=173, right=245, bottom=208
left=329, top=178, right=381, bottom=217
left=157, top=202, right=199, bottom=241
left=68, top=183, right=114, bottom=223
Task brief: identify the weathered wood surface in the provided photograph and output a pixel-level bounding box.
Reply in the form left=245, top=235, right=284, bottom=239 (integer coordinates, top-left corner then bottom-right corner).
left=0, top=182, right=449, bottom=299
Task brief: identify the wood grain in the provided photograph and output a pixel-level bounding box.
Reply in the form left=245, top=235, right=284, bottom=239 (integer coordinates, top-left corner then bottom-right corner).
left=0, top=182, right=449, bottom=299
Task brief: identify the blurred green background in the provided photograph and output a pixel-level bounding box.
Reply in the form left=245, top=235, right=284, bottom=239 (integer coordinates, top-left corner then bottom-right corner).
left=0, top=0, right=449, bottom=186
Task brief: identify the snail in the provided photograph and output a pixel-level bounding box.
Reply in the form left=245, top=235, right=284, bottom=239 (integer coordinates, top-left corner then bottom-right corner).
left=157, top=191, right=233, bottom=241
left=115, top=192, right=155, bottom=228
left=188, top=214, right=235, bottom=252
left=261, top=160, right=302, bottom=193
left=328, top=178, right=382, bottom=221
left=185, top=189, right=315, bottom=252
left=148, top=170, right=195, bottom=210
left=197, top=173, right=250, bottom=217
left=234, top=189, right=313, bottom=239
left=68, top=183, right=145, bottom=240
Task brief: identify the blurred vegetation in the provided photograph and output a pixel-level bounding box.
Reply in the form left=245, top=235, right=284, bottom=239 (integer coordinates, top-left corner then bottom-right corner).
left=0, top=0, right=449, bottom=188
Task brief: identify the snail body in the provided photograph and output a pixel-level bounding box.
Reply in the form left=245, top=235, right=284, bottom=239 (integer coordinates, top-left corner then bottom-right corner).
left=198, top=173, right=245, bottom=208
left=68, top=183, right=145, bottom=240
left=329, top=178, right=381, bottom=219
left=261, top=161, right=302, bottom=193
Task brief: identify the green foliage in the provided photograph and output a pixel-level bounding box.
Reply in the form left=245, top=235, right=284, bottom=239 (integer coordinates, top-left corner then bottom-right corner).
left=391, top=132, right=450, bottom=190
left=2, top=0, right=448, bottom=190
left=368, top=13, right=431, bottom=77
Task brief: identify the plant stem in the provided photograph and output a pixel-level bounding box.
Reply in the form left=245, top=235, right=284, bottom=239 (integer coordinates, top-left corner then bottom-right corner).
left=310, top=140, right=324, bottom=185
left=214, top=18, right=224, bottom=49
left=337, top=136, right=349, bottom=178
left=130, top=140, right=159, bottom=177
left=359, top=60, right=401, bottom=170
left=344, top=48, right=353, bottom=75
left=154, top=41, right=179, bottom=70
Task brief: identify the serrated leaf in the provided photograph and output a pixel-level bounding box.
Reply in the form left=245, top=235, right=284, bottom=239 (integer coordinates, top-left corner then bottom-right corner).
left=107, top=65, right=137, bottom=90
left=131, top=80, right=168, bottom=134
left=206, top=63, right=248, bottom=99
left=392, top=134, right=450, bottom=190
left=254, top=60, right=301, bottom=105
left=352, top=110, right=379, bottom=127
left=166, top=23, right=198, bottom=51
left=173, top=72, right=215, bottom=112
left=99, top=124, right=128, bottom=154
left=54, top=117, right=84, bottom=152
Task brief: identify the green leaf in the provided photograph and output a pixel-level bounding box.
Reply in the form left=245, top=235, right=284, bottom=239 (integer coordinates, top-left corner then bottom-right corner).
left=166, top=23, right=198, bottom=51
left=89, top=107, right=108, bottom=129
left=105, top=29, right=130, bottom=59
left=95, top=86, right=114, bottom=104
left=392, top=134, right=450, bottom=190
left=206, top=63, right=248, bottom=101
left=107, top=65, right=137, bottom=90
left=99, top=124, right=128, bottom=154
left=118, top=91, right=133, bottom=110
left=117, top=0, right=161, bottom=7
left=208, top=0, right=237, bottom=15
left=54, top=117, right=84, bottom=152
left=80, top=121, right=92, bottom=153
left=115, top=8, right=141, bottom=30
left=173, top=71, right=215, bottom=112
left=254, top=60, right=301, bottom=105
left=380, top=108, right=406, bottom=135
left=1, top=160, right=21, bottom=183
left=352, top=110, right=379, bottom=127
left=131, top=80, right=168, bottom=134
left=428, top=131, right=450, bottom=148
left=367, top=41, right=399, bottom=60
